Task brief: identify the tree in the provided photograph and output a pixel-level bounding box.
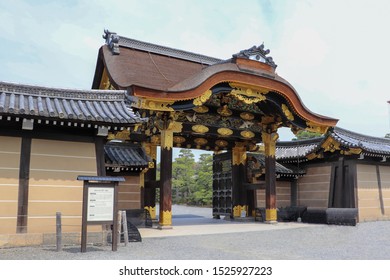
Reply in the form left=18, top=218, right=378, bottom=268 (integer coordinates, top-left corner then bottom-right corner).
left=172, top=149, right=196, bottom=204
left=191, top=154, right=213, bottom=206
left=385, top=133, right=390, bottom=139
left=292, top=130, right=323, bottom=141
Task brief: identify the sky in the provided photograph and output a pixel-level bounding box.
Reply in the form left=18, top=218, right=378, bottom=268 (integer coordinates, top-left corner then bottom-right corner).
left=1, top=0, right=390, bottom=148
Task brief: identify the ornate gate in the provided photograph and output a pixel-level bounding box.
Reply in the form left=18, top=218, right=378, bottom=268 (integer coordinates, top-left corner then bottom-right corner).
left=212, top=152, right=233, bottom=218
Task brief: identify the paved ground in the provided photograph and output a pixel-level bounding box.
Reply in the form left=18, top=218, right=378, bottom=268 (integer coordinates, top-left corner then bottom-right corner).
left=1, top=205, right=390, bottom=260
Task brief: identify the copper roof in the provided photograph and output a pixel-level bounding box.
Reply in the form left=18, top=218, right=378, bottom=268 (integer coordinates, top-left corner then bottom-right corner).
left=118, top=35, right=223, bottom=65
left=93, top=32, right=338, bottom=129
left=100, top=45, right=207, bottom=90
left=0, top=81, right=144, bottom=125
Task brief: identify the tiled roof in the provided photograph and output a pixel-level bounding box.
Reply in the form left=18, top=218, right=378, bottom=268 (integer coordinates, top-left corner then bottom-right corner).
left=275, top=127, right=390, bottom=159
left=105, top=142, right=150, bottom=168
left=0, top=81, right=144, bottom=125
left=248, top=153, right=305, bottom=176
left=276, top=137, right=323, bottom=160
left=332, top=127, right=390, bottom=156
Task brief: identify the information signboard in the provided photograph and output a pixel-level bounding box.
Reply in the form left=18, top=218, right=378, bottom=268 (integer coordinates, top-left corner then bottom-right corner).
left=87, top=187, right=114, bottom=222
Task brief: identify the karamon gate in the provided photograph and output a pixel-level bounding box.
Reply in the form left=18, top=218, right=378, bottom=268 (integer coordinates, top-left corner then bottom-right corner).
left=93, top=30, right=338, bottom=228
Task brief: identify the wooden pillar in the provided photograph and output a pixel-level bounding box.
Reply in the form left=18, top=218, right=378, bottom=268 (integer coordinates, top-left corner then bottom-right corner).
left=17, top=137, right=32, bottom=233
left=232, top=142, right=247, bottom=218
left=262, top=129, right=279, bottom=223
left=159, top=128, right=173, bottom=228
left=94, top=136, right=106, bottom=176
left=143, top=141, right=157, bottom=220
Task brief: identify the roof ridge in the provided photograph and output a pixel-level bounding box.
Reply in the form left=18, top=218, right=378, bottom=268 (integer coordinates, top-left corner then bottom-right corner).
left=0, top=81, right=126, bottom=101
left=333, top=126, right=390, bottom=144
left=117, top=35, right=223, bottom=65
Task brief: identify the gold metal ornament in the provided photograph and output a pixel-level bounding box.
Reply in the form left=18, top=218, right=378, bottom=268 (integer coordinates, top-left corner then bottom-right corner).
left=159, top=210, right=172, bottom=226
left=194, top=138, right=208, bottom=146
left=240, top=130, right=255, bottom=139
left=173, top=136, right=186, bottom=144
left=217, top=105, right=232, bottom=117
left=306, top=121, right=329, bottom=134
left=217, top=127, right=233, bottom=136
left=215, top=139, right=228, bottom=147
left=193, top=90, right=212, bottom=106
left=240, top=112, right=254, bottom=120
left=193, top=106, right=209, bottom=113
left=281, top=104, right=294, bottom=121
left=107, top=129, right=130, bottom=141
left=192, top=124, right=209, bottom=133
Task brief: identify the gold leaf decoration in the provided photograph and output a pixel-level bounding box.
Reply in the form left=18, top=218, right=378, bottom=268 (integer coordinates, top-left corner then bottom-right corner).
left=240, top=130, right=255, bottom=139
left=192, top=124, right=209, bottom=133
left=281, top=104, right=294, bottom=121
left=217, top=127, right=233, bottom=136
left=194, top=138, right=208, bottom=146
left=193, top=90, right=212, bottom=106
left=215, top=139, right=228, bottom=147
left=173, top=136, right=186, bottom=144
left=240, top=112, right=254, bottom=120
left=193, top=106, right=209, bottom=113
left=217, top=105, right=232, bottom=116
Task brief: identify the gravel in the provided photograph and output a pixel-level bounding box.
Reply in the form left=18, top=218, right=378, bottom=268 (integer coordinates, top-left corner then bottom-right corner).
left=1, top=205, right=390, bottom=260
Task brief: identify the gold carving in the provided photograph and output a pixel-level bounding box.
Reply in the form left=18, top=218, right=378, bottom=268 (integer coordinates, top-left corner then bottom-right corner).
left=262, top=131, right=279, bottom=157
left=215, top=139, right=228, bottom=148
left=229, top=82, right=267, bottom=104
left=233, top=205, right=248, bottom=217
left=192, top=124, right=209, bottom=133
left=107, top=129, right=130, bottom=141
left=240, top=112, right=254, bottom=120
left=159, top=210, right=172, bottom=226
left=135, top=99, right=174, bottom=111
left=194, top=138, right=208, bottom=146
left=282, top=104, right=294, bottom=121
left=144, top=206, right=156, bottom=220
left=266, top=208, right=277, bottom=221
left=306, top=121, right=329, bottom=134
left=217, top=105, right=232, bottom=117
left=150, top=135, right=160, bottom=145
left=341, top=148, right=362, bottom=155
left=173, top=136, right=186, bottom=145
left=168, top=121, right=183, bottom=132
left=193, top=90, right=212, bottom=106
left=230, top=92, right=266, bottom=104
left=142, top=142, right=157, bottom=162
left=193, top=106, right=209, bottom=113
left=261, top=115, right=276, bottom=125
left=240, top=130, right=255, bottom=139
left=321, top=136, right=340, bottom=153
left=161, top=129, right=173, bottom=150
left=232, top=144, right=247, bottom=166
left=217, top=127, right=233, bottom=136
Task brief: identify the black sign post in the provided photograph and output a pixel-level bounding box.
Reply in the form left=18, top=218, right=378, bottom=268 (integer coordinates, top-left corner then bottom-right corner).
left=78, top=176, right=125, bottom=253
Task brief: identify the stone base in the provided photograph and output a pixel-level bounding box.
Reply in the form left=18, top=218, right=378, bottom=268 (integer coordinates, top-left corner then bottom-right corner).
left=157, top=225, right=173, bottom=230
left=265, top=220, right=278, bottom=224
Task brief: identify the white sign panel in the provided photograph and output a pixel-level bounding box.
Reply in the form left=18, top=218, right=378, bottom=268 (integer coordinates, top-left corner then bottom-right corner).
left=87, top=187, right=114, bottom=222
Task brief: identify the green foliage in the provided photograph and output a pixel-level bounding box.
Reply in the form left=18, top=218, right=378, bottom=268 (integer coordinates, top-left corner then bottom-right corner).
left=190, top=154, right=213, bottom=206
left=292, top=130, right=323, bottom=141
left=171, top=149, right=213, bottom=206
left=172, top=149, right=196, bottom=204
